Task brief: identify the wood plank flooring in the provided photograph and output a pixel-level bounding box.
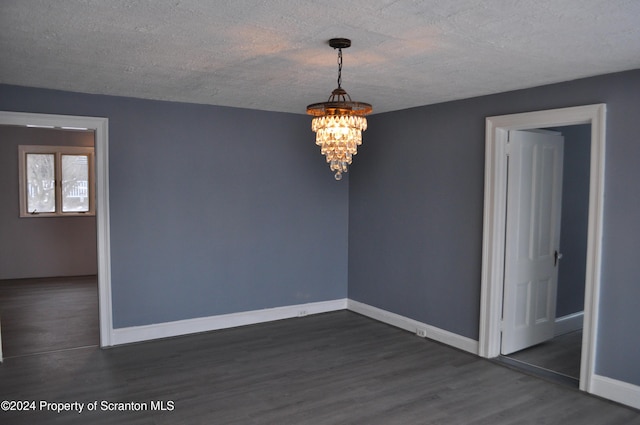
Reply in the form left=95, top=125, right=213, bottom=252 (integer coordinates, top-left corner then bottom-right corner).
left=1, top=311, right=638, bottom=424
left=508, top=330, right=582, bottom=379
left=0, top=276, right=99, bottom=358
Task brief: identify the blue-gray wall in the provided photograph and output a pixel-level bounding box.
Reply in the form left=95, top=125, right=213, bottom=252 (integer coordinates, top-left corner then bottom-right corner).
left=554, top=124, right=590, bottom=319
left=0, top=85, right=349, bottom=328
left=0, top=126, right=97, bottom=279
left=348, top=69, right=640, bottom=386
left=2, top=69, right=639, bottom=387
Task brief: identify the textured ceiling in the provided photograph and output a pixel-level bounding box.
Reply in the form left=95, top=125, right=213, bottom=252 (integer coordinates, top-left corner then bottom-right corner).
left=1, top=0, right=639, bottom=114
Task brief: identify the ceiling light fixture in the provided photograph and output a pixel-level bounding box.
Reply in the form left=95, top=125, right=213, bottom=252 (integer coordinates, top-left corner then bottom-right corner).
left=306, top=38, right=372, bottom=180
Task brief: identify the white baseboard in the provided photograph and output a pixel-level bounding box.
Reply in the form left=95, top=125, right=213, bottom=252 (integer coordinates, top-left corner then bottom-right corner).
left=591, top=374, right=640, bottom=410
left=347, top=299, right=479, bottom=355
left=111, top=298, right=480, bottom=355
left=555, top=311, right=584, bottom=336
left=111, top=298, right=347, bottom=346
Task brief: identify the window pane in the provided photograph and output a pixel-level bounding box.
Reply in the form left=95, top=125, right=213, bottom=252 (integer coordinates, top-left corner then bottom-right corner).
left=61, top=155, right=89, bottom=212
left=26, top=153, right=55, bottom=213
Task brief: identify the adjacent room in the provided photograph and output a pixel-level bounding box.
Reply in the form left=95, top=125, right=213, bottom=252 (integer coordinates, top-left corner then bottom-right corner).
left=0, top=125, right=99, bottom=359
left=1, top=1, right=639, bottom=423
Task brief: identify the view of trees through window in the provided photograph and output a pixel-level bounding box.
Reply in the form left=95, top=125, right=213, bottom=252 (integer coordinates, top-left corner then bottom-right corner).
left=61, top=155, right=89, bottom=212
left=20, top=145, right=94, bottom=216
left=26, top=153, right=56, bottom=213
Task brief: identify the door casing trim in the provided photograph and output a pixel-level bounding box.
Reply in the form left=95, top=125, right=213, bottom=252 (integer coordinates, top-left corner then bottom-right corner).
left=0, top=111, right=113, bottom=347
left=479, top=104, right=606, bottom=393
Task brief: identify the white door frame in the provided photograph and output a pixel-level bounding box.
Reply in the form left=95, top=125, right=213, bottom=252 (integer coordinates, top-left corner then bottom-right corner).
left=0, top=111, right=113, bottom=348
left=479, top=104, right=606, bottom=393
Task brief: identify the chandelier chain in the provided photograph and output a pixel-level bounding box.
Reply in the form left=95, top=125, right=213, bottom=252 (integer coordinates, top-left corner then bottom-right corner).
left=336, top=48, right=343, bottom=89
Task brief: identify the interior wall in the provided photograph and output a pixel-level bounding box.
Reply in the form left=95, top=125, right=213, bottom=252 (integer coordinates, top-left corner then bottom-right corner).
left=0, top=126, right=97, bottom=279
left=348, top=69, right=640, bottom=386
left=554, top=124, right=590, bottom=319
left=0, top=85, right=349, bottom=328
left=2, top=69, right=638, bottom=388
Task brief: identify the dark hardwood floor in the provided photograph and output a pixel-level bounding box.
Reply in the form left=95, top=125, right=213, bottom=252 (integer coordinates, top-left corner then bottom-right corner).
left=0, top=276, right=99, bottom=358
left=508, top=330, right=582, bottom=380
left=1, top=310, right=638, bottom=424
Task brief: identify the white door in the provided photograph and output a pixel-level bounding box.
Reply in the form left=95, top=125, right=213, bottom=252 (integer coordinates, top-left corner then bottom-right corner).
left=501, top=129, right=564, bottom=355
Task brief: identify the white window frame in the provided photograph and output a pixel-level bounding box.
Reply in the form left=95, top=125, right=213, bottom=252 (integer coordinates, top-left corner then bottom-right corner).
left=18, top=144, right=96, bottom=217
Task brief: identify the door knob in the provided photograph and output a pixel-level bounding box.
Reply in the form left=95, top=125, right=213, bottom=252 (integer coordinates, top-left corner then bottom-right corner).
left=554, top=250, right=563, bottom=267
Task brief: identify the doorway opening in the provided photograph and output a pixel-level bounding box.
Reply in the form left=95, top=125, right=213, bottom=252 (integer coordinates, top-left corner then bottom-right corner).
left=500, top=124, right=590, bottom=387
left=0, top=124, right=99, bottom=358
left=0, top=111, right=113, bottom=362
left=479, top=104, right=606, bottom=394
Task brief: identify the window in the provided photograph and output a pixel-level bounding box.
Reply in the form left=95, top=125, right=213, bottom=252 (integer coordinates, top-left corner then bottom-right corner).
left=18, top=145, right=95, bottom=217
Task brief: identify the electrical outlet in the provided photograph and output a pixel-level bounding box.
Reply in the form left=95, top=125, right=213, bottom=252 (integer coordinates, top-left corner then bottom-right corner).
left=416, top=329, right=427, bottom=338
left=298, top=310, right=308, bottom=317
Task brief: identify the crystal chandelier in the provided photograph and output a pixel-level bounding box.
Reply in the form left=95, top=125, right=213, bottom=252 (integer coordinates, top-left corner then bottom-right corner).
left=306, top=38, right=372, bottom=180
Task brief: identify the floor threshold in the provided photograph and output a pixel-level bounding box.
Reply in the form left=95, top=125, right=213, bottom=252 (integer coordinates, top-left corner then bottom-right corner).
left=493, top=355, right=580, bottom=388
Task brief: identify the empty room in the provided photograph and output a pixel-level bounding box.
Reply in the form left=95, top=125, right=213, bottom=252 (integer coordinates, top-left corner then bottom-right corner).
left=1, top=1, right=639, bottom=424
